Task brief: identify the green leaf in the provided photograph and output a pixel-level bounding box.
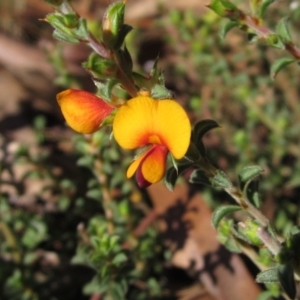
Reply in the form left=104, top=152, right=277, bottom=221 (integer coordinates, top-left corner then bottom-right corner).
left=46, top=12, right=88, bottom=42
left=192, top=119, right=219, bottom=154
left=83, top=276, right=110, bottom=294
left=239, top=165, right=263, bottom=183
left=278, top=264, right=296, bottom=300
left=109, top=283, right=127, bottom=300
left=112, top=252, right=128, bottom=266
left=257, top=290, right=279, bottom=300
left=245, top=180, right=261, bottom=208
left=258, top=0, right=275, bottom=19
left=108, top=235, right=120, bottom=250
left=132, top=72, right=152, bottom=90
left=237, top=219, right=263, bottom=245
left=230, top=225, right=250, bottom=242
left=75, top=18, right=89, bottom=40
left=223, top=237, right=242, bottom=253
left=60, top=13, right=79, bottom=28
left=115, top=24, right=133, bottom=50
left=256, top=268, right=279, bottom=283
left=83, top=53, right=116, bottom=79
left=276, top=17, right=292, bottom=43
left=86, top=189, right=102, bottom=200
left=184, top=142, right=201, bottom=162
left=238, top=165, right=263, bottom=190
left=270, top=57, right=296, bottom=79
left=100, top=79, right=119, bottom=100
left=115, top=46, right=133, bottom=76
left=219, top=21, right=238, bottom=39
left=151, top=84, right=173, bottom=99
left=208, top=0, right=241, bottom=20
left=265, top=33, right=285, bottom=49
left=53, top=28, right=79, bottom=43
left=165, top=162, right=193, bottom=191
left=238, top=166, right=262, bottom=208
left=210, top=169, right=232, bottom=188
left=77, top=156, right=94, bottom=168
left=189, top=169, right=212, bottom=186
left=21, top=219, right=48, bottom=249
left=212, top=205, right=241, bottom=228
left=102, top=2, right=128, bottom=50
left=150, top=57, right=165, bottom=86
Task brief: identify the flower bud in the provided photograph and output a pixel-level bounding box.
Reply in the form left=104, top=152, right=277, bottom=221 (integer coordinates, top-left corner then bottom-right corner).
left=208, top=0, right=243, bottom=21
left=102, top=1, right=132, bottom=50
left=57, top=89, right=115, bottom=134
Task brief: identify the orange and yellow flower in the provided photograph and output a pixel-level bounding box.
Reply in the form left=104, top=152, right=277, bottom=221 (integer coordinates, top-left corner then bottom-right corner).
left=56, top=88, right=191, bottom=187
left=57, top=89, right=115, bottom=134
left=113, top=95, right=191, bottom=187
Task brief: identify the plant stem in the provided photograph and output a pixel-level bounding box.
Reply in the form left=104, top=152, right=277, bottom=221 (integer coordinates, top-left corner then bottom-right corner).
left=197, top=159, right=282, bottom=254
left=242, top=15, right=300, bottom=59
left=87, top=33, right=111, bottom=60
left=224, top=186, right=282, bottom=254
left=94, top=159, right=114, bottom=234
left=257, top=226, right=281, bottom=255
left=113, top=52, right=139, bottom=97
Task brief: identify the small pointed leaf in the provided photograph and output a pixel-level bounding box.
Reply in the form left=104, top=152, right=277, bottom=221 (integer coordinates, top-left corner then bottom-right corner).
left=208, top=0, right=240, bottom=20
left=245, top=180, right=261, bottom=208
left=165, top=163, right=193, bottom=191
left=278, top=264, right=296, bottom=300
left=150, top=57, right=165, bottom=85
left=210, top=169, right=232, bottom=189
left=112, top=252, right=128, bottom=266
left=219, top=21, right=238, bottom=39
left=258, top=0, right=275, bottom=19
left=184, top=142, right=201, bottom=162
left=212, top=205, right=241, bottom=228
left=256, top=268, right=279, bottom=283
left=100, top=79, right=119, bottom=100
left=189, top=169, right=212, bottom=186
left=231, top=225, right=250, bottom=242
left=239, top=165, right=263, bottom=191
left=115, top=47, right=133, bottom=76
left=270, top=57, right=296, bottom=79
left=265, top=33, right=285, bottom=49
left=151, top=84, right=173, bottom=99
left=276, top=17, right=292, bottom=43
left=53, top=29, right=79, bottom=43
left=192, top=120, right=220, bottom=145
left=102, top=2, right=127, bottom=50
left=239, top=166, right=263, bottom=183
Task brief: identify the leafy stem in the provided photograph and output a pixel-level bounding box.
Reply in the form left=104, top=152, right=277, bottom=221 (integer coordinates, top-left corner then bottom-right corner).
left=242, top=15, right=300, bottom=59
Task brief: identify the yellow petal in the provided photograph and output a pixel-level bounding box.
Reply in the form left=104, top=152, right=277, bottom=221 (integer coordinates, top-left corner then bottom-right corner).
left=113, top=96, right=191, bottom=159
left=126, top=150, right=149, bottom=178
left=57, top=89, right=114, bottom=134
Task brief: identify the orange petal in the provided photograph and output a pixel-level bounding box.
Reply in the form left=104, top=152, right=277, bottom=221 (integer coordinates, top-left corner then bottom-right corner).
left=141, top=145, right=168, bottom=184
left=57, top=89, right=115, bottom=134
left=126, top=145, right=168, bottom=185
left=113, top=96, right=191, bottom=159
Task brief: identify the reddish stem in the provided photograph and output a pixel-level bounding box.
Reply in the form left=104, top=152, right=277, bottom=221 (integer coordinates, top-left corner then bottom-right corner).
left=243, top=15, right=300, bottom=59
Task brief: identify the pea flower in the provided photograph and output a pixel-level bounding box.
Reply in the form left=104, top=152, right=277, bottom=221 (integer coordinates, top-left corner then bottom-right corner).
left=113, top=94, right=191, bottom=187
left=57, top=89, right=115, bottom=134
